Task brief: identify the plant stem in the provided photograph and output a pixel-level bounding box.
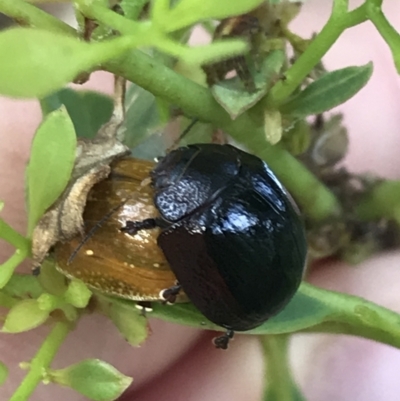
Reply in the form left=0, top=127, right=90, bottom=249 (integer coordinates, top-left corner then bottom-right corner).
left=299, top=284, right=400, bottom=349
left=8, top=322, right=72, bottom=401
left=0, top=0, right=76, bottom=36
left=76, top=0, right=149, bottom=37
left=332, top=0, right=349, bottom=15
left=262, top=335, right=298, bottom=401
left=0, top=219, right=30, bottom=251
left=266, top=2, right=368, bottom=107
left=366, top=2, right=400, bottom=72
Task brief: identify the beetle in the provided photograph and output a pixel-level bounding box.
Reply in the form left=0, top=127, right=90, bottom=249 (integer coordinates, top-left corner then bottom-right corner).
left=121, top=143, right=307, bottom=349
left=55, top=158, right=187, bottom=304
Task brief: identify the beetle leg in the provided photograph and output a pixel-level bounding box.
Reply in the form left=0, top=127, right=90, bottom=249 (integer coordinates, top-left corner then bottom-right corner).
left=121, top=218, right=162, bottom=235
left=213, top=330, right=235, bottom=350
left=135, top=301, right=153, bottom=316
left=160, top=284, right=182, bottom=304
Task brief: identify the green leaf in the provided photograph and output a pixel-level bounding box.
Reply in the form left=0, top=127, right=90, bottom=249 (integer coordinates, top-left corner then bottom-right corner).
left=162, top=0, right=264, bottom=32
left=178, top=117, right=214, bottom=146
left=0, top=217, right=30, bottom=250
left=26, top=106, right=77, bottom=235
left=356, top=180, right=400, bottom=222
left=64, top=280, right=92, bottom=308
left=41, top=89, right=114, bottom=138
left=49, top=359, right=132, bottom=401
left=0, top=249, right=28, bottom=290
left=38, top=259, right=68, bottom=297
left=0, top=28, right=137, bottom=98
left=37, top=293, right=60, bottom=312
left=121, top=0, right=150, bottom=21
left=147, top=282, right=400, bottom=350
left=263, top=109, right=282, bottom=145
left=98, top=296, right=149, bottom=346
left=212, top=50, right=285, bottom=119
left=0, top=361, right=8, bottom=386
left=0, top=292, right=19, bottom=309
left=123, top=83, right=162, bottom=150
left=2, top=273, right=45, bottom=299
left=280, top=63, right=373, bottom=118
left=2, top=299, right=50, bottom=333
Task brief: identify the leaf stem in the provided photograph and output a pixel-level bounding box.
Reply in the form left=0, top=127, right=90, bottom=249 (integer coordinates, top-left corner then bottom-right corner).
left=8, top=321, right=72, bottom=401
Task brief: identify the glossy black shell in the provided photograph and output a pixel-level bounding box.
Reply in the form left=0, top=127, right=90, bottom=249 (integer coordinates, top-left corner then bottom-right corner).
left=151, top=144, right=307, bottom=331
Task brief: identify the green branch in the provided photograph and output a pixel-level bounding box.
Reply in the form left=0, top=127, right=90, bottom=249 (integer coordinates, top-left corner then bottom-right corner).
left=0, top=219, right=30, bottom=251
left=300, top=284, right=400, bottom=349
left=0, top=0, right=76, bottom=36
left=266, top=2, right=368, bottom=107
left=8, top=322, right=72, bottom=401
left=366, top=2, right=400, bottom=73
left=262, top=335, right=302, bottom=401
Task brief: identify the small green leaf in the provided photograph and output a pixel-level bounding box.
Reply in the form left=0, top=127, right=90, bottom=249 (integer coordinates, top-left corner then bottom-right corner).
left=163, top=0, right=264, bottom=32
left=212, top=50, right=285, bottom=119
left=38, top=259, right=68, bottom=296
left=0, top=292, right=19, bottom=309
left=64, top=280, right=92, bottom=308
left=41, top=89, right=114, bottom=139
left=178, top=117, right=214, bottom=146
left=37, top=293, right=60, bottom=312
left=26, top=106, right=77, bottom=235
left=2, top=299, right=50, bottom=333
left=280, top=63, right=373, bottom=117
left=356, top=180, right=400, bottom=222
left=0, top=361, right=8, bottom=386
left=50, top=359, right=132, bottom=401
left=0, top=217, right=30, bottom=250
left=98, top=296, right=149, bottom=346
left=264, top=109, right=282, bottom=145
left=2, top=273, right=45, bottom=299
left=0, top=28, right=137, bottom=98
left=0, top=249, right=28, bottom=289
left=121, top=0, right=150, bottom=21
left=281, top=119, right=311, bottom=155
left=123, top=83, right=161, bottom=150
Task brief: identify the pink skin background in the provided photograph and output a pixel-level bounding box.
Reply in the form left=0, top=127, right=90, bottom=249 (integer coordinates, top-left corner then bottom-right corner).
left=1, top=0, right=400, bottom=400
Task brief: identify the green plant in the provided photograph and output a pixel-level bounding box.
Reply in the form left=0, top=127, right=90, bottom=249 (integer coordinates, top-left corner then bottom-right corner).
left=0, top=0, right=400, bottom=400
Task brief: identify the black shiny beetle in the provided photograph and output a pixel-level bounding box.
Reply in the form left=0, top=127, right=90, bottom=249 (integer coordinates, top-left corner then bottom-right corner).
left=122, top=144, right=307, bottom=349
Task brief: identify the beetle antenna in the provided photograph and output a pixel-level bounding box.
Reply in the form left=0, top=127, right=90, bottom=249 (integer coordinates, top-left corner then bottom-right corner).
left=167, top=118, right=199, bottom=152
left=67, top=201, right=125, bottom=265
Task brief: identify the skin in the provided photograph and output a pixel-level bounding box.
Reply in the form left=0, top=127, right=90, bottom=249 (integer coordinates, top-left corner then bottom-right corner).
left=0, top=1, right=400, bottom=400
